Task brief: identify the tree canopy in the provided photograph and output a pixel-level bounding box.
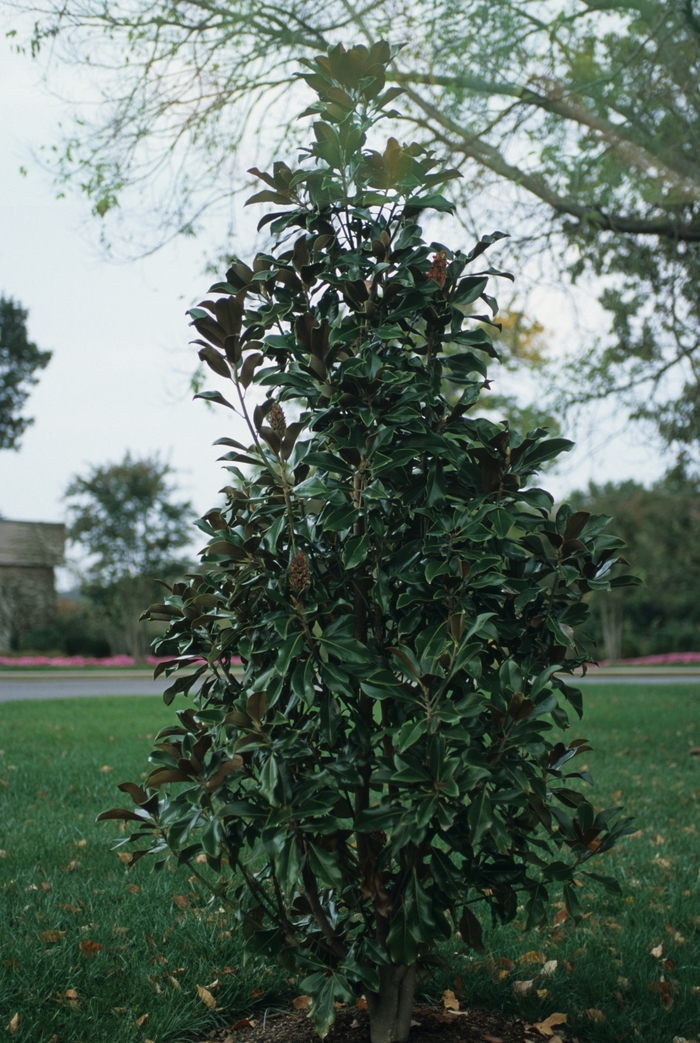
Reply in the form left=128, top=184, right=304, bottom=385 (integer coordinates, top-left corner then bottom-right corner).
left=10, top=0, right=700, bottom=448
left=64, top=453, right=194, bottom=656
left=0, top=295, right=51, bottom=450
left=572, top=469, right=700, bottom=660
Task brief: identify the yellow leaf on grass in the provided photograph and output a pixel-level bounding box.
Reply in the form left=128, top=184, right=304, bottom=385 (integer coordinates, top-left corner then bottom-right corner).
left=666, top=923, right=686, bottom=944
left=586, top=1008, right=606, bottom=1023
left=532, top=1012, right=567, bottom=1036
left=292, top=995, right=312, bottom=1010
left=5, top=1013, right=19, bottom=1035
left=117, top=852, right=132, bottom=865
left=80, top=940, right=102, bottom=957
left=651, top=942, right=664, bottom=958
left=196, top=985, right=216, bottom=1010
left=442, top=989, right=459, bottom=1011
left=518, top=950, right=546, bottom=965
left=40, top=930, right=66, bottom=943
left=135, top=1013, right=149, bottom=1027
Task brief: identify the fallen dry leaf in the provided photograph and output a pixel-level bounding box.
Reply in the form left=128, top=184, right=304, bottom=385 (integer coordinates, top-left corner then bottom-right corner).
left=518, top=950, right=546, bottom=965
left=512, top=979, right=534, bottom=997
left=292, top=995, right=312, bottom=1010
left=40, top=930, right=66, bottom=943
left=41, top=881, right=52, bottom=892
left=665, top=923, right=686, bottom=944
left=65, top=989, right=79, bottom=1009
left=135, top=1013, right=149, bottom=1027
left=552, top=907, right=568, bottom=927
left=536, top=988, right=551, bottom=1000
left=5, top=1013, right=19, bottom=1035
left=0, top=851, right=6, bottom=859
left=117, top=852, right=132, bottom=865
left=196, top=985, right=216, bottom=1010
left=617, top=976, right=631, bottom=989
left=442, top=989, right=460, bottom=1012
left=649, top=979, right=675, bottom=1010
left=541, top=959, right=558, bottom=976
left=173, top=895, right=188, bottom=910
left=251, top=987, right=264, bottom=999
left=127, top=884, right=140, bottom=894
left=100, top=765, right=113, bottom=773
left=586, top=1008, right=606, bottom=1023
left=651, top=942, right=664, bottom=958
left=79, top=940, right=103, bottom=957
left=224, top=1020, right=256, bottom=1036
left=532, top=1012, right=567, bottom=1036
left=356, top=996, right=368, bottom=1011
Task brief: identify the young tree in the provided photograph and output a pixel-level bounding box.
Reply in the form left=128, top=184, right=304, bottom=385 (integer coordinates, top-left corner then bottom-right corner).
left=65, top=453, right=194, bottom=659
left=0, top=295, right=51, bottom=450
left=104, top=45, right=634, bottom=1042
left=11, top=0, right=700, bottom=450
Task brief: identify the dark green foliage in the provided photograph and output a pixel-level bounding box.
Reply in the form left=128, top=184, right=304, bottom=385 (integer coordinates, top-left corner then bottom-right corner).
left=20, top=595, right=112, bottom=656
left=571, top=470, right=700, bottom=660
left=107, top=45, right=635, bottom=1042
left=64, top=454, right=194, bottom=658
left=0, top=295, right=51, bottom=450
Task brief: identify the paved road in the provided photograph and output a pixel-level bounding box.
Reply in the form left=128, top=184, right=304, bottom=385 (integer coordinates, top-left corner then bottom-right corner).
left=0, top=672, right=171, bottom=702
left=1, top=667, right=700, bottom=702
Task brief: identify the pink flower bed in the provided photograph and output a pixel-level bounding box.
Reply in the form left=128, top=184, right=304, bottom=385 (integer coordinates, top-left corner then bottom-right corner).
left=598, top=651, right=700, bottom=667
left=0, top=654, right=242, bottom=668
left=0, top=655, right=171, bottom=667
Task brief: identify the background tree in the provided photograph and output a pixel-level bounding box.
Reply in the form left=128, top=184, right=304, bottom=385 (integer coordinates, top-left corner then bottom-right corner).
left=571, top=468, right=700, bottom=660
left=9, top=0, right=700, bottom=451
left=105, top=45, right=634, bottom=1043
left=64, top=453, right=194, bottom=659
left=0, top=295, right=51, bottom=450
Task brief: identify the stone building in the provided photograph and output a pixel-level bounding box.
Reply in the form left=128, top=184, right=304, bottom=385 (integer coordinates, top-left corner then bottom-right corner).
left=0, top=520, right=65, bottom=651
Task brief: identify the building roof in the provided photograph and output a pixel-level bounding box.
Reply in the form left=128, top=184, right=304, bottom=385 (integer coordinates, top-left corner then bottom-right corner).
left=0, top=520, right=66, bottom=567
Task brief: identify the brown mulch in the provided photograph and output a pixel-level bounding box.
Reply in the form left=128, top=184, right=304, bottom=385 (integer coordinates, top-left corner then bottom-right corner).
left=201, top=1004, right=586, bottom=1043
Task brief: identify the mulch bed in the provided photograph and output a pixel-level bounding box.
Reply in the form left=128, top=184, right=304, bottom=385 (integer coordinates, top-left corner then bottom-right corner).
left=201, top=1004, right=585, bottom=1043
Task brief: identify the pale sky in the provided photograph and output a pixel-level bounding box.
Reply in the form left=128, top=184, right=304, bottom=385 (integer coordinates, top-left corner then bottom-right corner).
left=0, top=41, right=667, bottom=571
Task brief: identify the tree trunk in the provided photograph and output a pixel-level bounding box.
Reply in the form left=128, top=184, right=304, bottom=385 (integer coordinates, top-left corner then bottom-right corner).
left=599, top=594, right=623, bottom=662
left=366, top=962, right=417, bottom=1043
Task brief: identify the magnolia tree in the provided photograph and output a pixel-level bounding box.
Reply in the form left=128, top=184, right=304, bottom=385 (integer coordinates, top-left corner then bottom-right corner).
left=102, top=43, right=635, bottom=1043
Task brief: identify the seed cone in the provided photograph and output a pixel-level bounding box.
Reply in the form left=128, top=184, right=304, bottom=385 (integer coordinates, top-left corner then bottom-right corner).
left=289, top=551, right=310, bottom=592
left=269, top=402, right=287, bottom=438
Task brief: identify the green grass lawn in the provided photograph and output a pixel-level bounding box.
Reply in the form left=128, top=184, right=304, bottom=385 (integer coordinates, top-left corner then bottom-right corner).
left=1, top=687, right=699, bottom=1043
